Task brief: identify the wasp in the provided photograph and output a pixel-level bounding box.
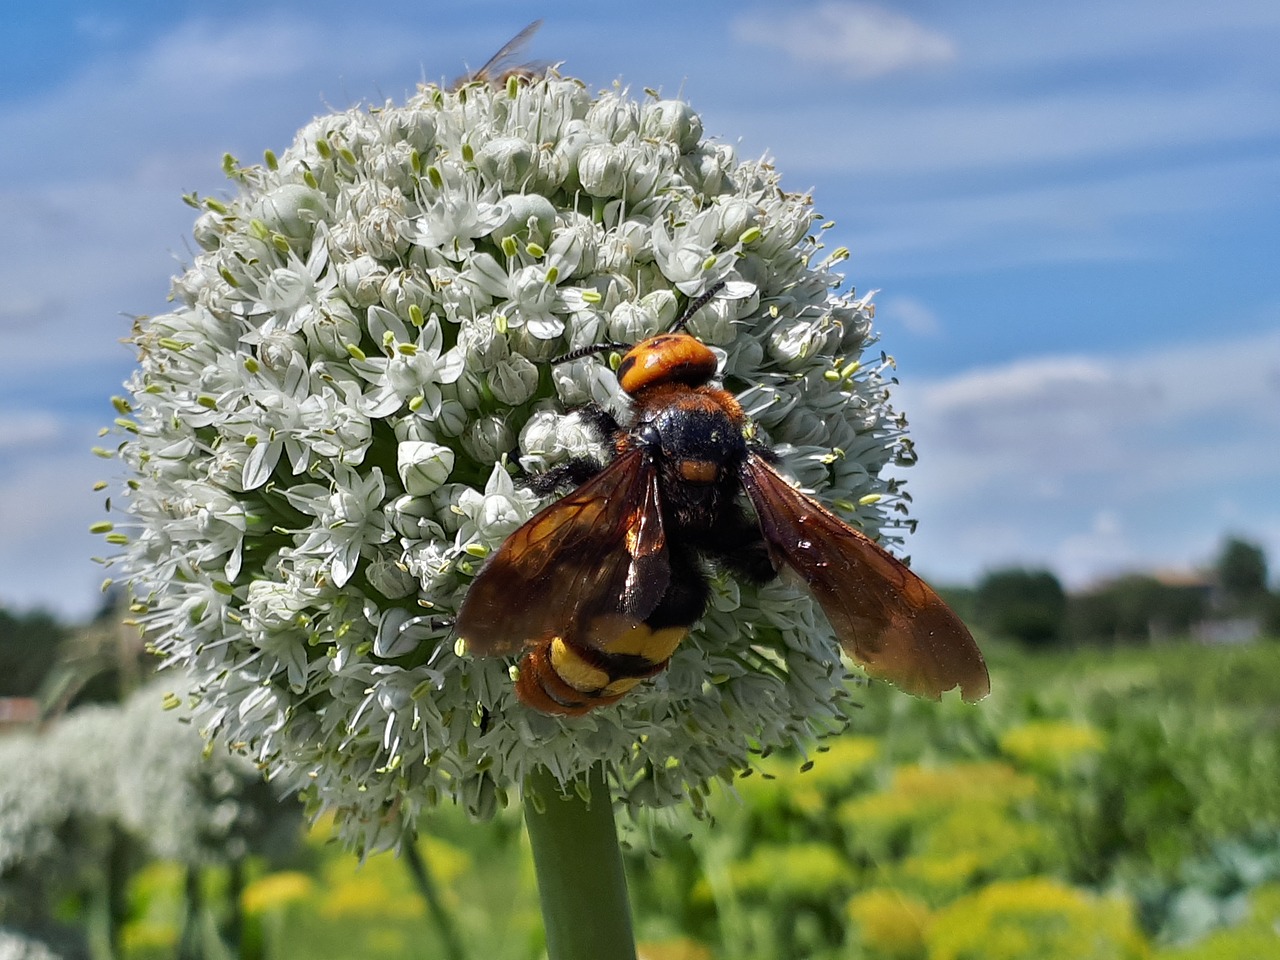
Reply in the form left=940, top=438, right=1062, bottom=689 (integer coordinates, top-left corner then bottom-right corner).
left=451, top=20, right=546, bottom=90
left=456, top=286, right=990, bottom=715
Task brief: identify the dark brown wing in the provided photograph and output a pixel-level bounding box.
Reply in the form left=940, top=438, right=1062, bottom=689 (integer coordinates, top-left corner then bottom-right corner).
left=456, top=450, right=669, bottom=657
left=741, top=455, right=990, bottom=702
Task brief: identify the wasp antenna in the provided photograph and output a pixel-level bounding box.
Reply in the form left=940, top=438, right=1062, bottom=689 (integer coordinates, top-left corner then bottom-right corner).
left=670, top=280, right=728, bottom=333
left=551, top=341, right=632, bottom=365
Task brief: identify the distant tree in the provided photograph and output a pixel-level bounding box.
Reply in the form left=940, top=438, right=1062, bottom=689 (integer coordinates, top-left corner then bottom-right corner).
left=1264, top=591, right=1280, bottom=639
left=0, top=608, right=70, bottom=697
left=1216, top=537, right=1268, bottom=610
left=1067, top=574, right=1209, bottom=646
left=974, top=568, right=1067, bottom=647
left=1110, top=575, right=1172, bottom=640
left=934, top=584, right=978, bottom=628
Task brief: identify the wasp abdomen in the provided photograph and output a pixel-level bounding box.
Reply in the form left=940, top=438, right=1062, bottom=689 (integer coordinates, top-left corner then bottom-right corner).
left=515, top=615, right=688, bottom=715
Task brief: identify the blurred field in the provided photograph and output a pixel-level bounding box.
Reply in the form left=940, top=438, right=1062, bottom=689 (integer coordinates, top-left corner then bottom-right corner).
left=4, top=638, right=1279, bottom=960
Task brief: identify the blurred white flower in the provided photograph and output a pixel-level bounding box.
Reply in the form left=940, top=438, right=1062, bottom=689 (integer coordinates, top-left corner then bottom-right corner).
left=0, top=928, right=65, bottom=960
left=0, top=687, right=296, bottom=884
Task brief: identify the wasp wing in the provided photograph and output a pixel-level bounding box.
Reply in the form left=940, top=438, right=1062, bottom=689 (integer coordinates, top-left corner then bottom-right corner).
left=452, top=20, right=546, bottom=88
left=456, top=450, right=669, bottom=657
left=741, top=455, right=990, bottom=702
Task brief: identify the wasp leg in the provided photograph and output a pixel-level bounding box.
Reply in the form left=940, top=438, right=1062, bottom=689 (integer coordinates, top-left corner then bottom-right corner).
left=526, top=456, right=606, bottom=495
left=524, top=404, right=620, bottom=494
left=573, top=403, right=621, bottom=442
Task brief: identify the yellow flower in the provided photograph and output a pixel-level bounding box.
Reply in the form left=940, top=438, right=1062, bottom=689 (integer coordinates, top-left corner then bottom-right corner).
left=844, top=762, right=1036, bottom=826
left=848, top=888, right=932, bottom=958
left=804, top=735, right=881, bottom=790
left=318, top=875, right=423, bottom=921
left=120, top=921, right=178, bottom=954
left=416, top=836, right=472, bottom=887
left=725, top=842, right=852, bottom=901
left=242, top=871, right=316, bottom=915
left=839, top=762, right=1038, bottom=864
left=735, top=735, right=880, bottom=817
left=896, top=852, right=984, bottom=898
left=894, top=805, right=1060, bottom=897
left=890, top=762, right=1038, bottom=807
left=927, top=877, right=1149, bottom=960
left=999, top=721, right=1105, bottom=773
left=638, top=937, right=714, bottom=960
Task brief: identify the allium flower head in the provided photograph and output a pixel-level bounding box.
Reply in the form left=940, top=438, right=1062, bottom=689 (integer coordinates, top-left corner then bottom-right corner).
left=107, top=71, right=914, bottom=850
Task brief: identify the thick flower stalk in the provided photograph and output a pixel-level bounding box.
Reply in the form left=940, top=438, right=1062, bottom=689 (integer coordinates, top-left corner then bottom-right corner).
left=104, top=73, right=913, bottom=852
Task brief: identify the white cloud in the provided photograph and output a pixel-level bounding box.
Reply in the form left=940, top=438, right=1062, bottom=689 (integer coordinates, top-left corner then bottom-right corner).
left=0, top=428, right=110, bottom=619
left=732, top=2, right=955, bottom=79
left=0, top=412, right=65, bottom=451
left=894, top=327, right=1280, bottom=585
left=904, top=330, right=1280, bottom=500
left=877, top=295, right=941, bottom=336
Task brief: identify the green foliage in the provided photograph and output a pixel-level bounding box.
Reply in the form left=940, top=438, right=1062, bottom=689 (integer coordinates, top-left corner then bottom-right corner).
left=6, top=638, right=1280, bottom=960
left=1136, top=830, right=1280, bottom=945
left=1265, top=590, right=1280, bottom=636
left=1153, top=882, right=1280, bottom=959
left=1067, top=575, right=1208, bottom=645
left=1215, top=537, right=1268, bottom=608
left=975, top=568, right=1067, bottom=647
left=1045, top=645, right=1280, bottom=887
left=0, top=607, right=69, bottom=697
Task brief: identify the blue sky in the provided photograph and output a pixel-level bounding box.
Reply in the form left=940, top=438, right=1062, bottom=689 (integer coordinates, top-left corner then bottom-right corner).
left=1, top=0, right=1278, bottom=618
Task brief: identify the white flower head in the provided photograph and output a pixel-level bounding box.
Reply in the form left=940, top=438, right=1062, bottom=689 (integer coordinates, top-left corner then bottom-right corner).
left=108, top=74, right=915, bottom=850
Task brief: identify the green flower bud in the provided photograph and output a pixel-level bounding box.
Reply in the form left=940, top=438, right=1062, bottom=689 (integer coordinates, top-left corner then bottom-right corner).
left=577, top=143, right=629, bottom=198
left=476, top=136, right=538, bottom=192
left=397, top=440, right=455, bottom=496
left=488, top=354, right=539, bottom=406
left=251, top=183, right=327, bottom=241
left=642, top=99, right=704, bottom=152
left=462, top=414, right=515, bottom=463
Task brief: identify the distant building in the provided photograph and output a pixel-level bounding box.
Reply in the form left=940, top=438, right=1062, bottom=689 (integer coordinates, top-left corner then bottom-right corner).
left=0, top=696, right=40, bottom=731
left=1073, top=568, right=1264, bottom=645
left=1193, top=617, right=1262, bottom=646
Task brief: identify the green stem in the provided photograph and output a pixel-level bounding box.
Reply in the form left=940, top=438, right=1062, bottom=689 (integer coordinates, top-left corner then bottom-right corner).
left=103, top=824, right=133, bottom=960
left=178, top=865, right=203, bottom=960
left=522, top=764, right=637, bottom=960
left=402, top=835, right=469, bottom=960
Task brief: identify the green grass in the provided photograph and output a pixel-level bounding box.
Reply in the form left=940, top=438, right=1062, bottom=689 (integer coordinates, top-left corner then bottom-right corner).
left=112, top=638, right=1280, bottom=960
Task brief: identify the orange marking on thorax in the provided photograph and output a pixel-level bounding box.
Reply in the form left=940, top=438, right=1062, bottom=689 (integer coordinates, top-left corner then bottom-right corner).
left=618, top=334, right=718, bottom=395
